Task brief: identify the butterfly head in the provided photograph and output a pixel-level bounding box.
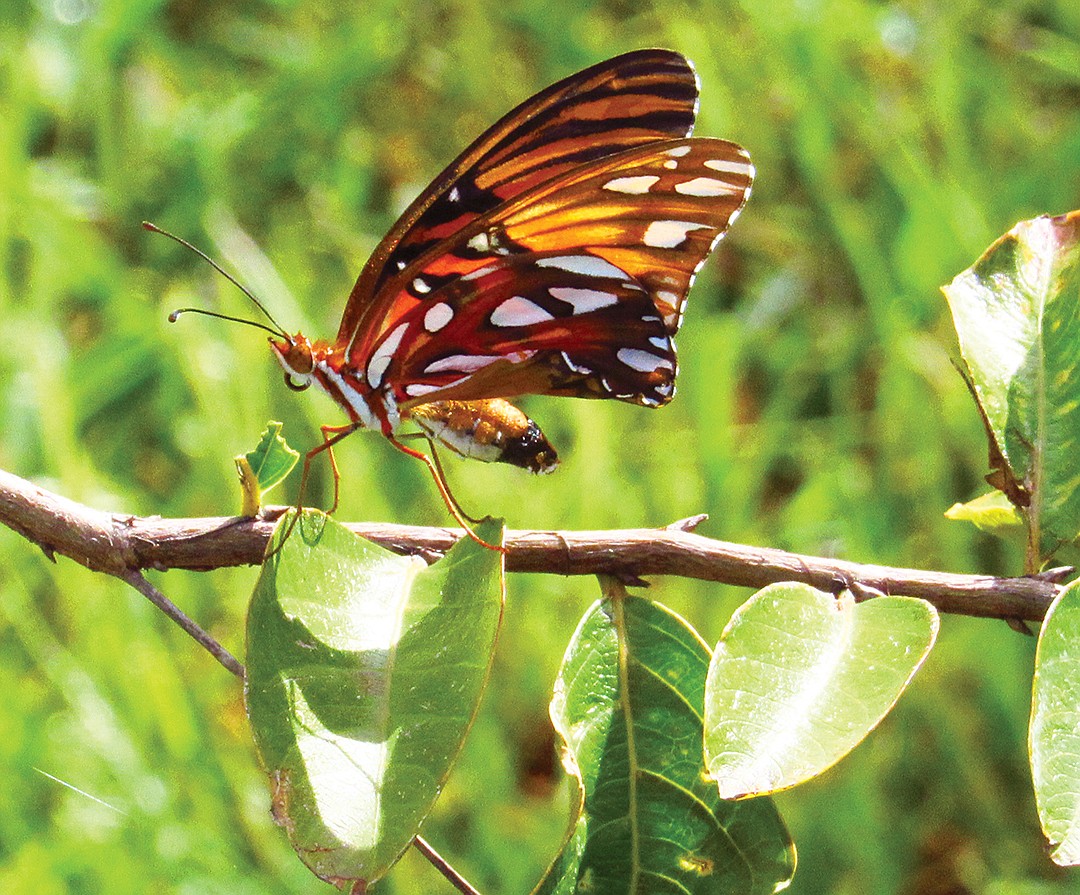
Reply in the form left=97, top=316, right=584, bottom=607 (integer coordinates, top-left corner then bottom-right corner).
left=270, top=333, right=318, bottom=392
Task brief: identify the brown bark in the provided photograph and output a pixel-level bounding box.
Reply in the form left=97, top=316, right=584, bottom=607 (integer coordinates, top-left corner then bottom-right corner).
left=0, top=468, right=1063, bottom=623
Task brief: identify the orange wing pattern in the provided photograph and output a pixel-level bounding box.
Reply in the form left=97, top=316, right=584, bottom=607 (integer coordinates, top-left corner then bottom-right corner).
left=304, top=49, right=756, bottom=444
left=373, top=251, right=676, bottom=409
left=346, top=137, right=753, bottom=410
left=337, top=49, right=702, bottom=353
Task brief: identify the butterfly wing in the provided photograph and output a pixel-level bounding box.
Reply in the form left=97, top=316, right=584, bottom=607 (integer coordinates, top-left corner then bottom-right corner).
left=462, top=136, right=753, bottom=333
left=349, top=136, right=753, bottom=410
left=374, top=251, right=676, bottom=410
left=338, top=49, right=701, bottom=347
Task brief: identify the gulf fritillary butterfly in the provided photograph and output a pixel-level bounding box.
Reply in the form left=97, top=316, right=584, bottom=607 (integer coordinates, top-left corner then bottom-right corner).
left=162, top=49, right=754, bottom=541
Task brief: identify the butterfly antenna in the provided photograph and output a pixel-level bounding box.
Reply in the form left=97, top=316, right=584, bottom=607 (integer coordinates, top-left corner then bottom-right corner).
left=167, top=307, right=283, bottom=337
left=143, top=221, right=289, bottom=336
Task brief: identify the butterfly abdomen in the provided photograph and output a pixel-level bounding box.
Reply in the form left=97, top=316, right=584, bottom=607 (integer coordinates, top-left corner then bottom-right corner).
left=410, top=399, right=559, bottom=474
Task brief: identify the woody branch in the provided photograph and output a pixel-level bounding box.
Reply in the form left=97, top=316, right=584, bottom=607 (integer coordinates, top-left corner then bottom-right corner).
left=0, top=467, right=1064, bottom=625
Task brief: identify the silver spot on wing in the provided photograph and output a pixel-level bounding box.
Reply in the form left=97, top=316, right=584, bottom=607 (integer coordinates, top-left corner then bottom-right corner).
left=643, top=220, right=712, bottom=249
left=424, top=302, right=454, bottom=333
left=548, top=286, right=620, bottom=314
left=674, top=177, right=740, bottom=197
left=367, top=322, right=409, bottom=390
left=617, top=347, right=674, bottom=373
left=602, top=175, right=660, bottom=194
left=536, top=254, right=628, bottom=280
left=489, top=296, right=555, bottom=327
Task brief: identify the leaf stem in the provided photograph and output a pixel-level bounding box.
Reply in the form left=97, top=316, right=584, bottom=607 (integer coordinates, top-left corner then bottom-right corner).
left=413, top=836, right=483, bottom=895
left=120, top=569, right=244, bottom=679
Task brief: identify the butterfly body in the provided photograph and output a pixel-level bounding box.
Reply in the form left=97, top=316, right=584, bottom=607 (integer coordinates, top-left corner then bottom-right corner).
left=270, top=334, right=558, bottom=472
left=411, top=399, right=559, bottom=473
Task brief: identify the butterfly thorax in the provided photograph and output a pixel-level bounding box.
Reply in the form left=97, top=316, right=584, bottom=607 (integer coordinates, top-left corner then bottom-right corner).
left=270, top=334, right=398, bottom=434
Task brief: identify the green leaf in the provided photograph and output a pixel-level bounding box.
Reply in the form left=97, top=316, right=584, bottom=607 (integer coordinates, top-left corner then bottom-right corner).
left=242, top=420, right=300, bottom=497
left=942, top=211, right=1080, bottom=565
left=245, top=511, right=504, bottom=888
left=946, top=492, right=1080, bottom=570
left=944, top=490, right=1025, bottom=542
left=536, top=585, right=795, bottom=895
left=704, top=583, right=937, bottom=798
left=1030, top=578, right=1080, bottom=865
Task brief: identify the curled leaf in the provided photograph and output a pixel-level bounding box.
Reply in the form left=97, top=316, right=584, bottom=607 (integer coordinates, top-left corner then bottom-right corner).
left=943, top=211, right=1080, bottom=565
left=238, top=421, right=300, bottom=513
left=246, top=511, right=505, bottom=888
left=945, top=491, right=1025, bottom=544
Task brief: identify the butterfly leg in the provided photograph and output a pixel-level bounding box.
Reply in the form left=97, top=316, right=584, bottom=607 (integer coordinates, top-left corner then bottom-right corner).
left=425, top=438, right=486, bottom=526
left=292, top=422, right=359, bottom=517
left=314, top=423, right=359, bottom=514
left=386, top=434, right=506, bottom=554
left=395, top=432, right=485, bottom=525
left=272, top=423, right=360, bottom=552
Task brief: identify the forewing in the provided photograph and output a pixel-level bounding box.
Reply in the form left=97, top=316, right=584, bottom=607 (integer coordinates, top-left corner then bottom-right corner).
left=347, top=137, right=754, bottom=371
left=486, top=137, right=753, bottom=331
left=365, top=252, right=680, bottom=411
left=339, top=49, right=699, bottom=345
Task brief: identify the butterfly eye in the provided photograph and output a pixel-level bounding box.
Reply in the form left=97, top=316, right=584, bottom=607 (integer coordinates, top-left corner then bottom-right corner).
left=284, top=372, right=311, bottom=392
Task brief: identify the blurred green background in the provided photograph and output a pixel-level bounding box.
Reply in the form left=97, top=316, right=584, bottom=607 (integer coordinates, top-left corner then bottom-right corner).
left=1, top=0, right=1079, bottom=892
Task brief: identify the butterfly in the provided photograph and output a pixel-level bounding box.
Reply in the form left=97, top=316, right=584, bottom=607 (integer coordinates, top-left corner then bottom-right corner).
left=163, top=49, right=754, bottom=540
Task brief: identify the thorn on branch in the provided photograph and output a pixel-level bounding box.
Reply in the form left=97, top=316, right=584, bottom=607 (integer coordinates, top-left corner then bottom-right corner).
left=847, top=580, right=887, bottom=602
left=615, top=571, right=651, bottom=588
left=1032, top=566, right=1074, bottom=584
left=1005, top=617, right=1035, bottom=636
left=259, top=505, right=290, bottom=523
left=414, top=547, right=446, bottom=565
left=666, top=513, right=708, bottom=532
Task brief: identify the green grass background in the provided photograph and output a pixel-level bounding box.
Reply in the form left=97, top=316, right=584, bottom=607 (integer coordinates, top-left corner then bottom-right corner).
left=1, top=0, right=1079, bottom=892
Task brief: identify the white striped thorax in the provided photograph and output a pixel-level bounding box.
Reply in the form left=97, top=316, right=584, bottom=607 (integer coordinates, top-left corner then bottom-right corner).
left=269, top=333, right=392, bottom=434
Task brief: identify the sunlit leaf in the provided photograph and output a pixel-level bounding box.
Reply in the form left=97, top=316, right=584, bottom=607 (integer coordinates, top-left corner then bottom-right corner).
left=943, top=210, right=1080, bottom=565
left=536, top=584, right=795, bottom=895
left=945, top=491, right=1025, bottom=542
left=704, top=583, right=937, bottom=798
left=1030, top=578, right=1080, bottom=866
left=245, top=511, right=504, bottom=888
